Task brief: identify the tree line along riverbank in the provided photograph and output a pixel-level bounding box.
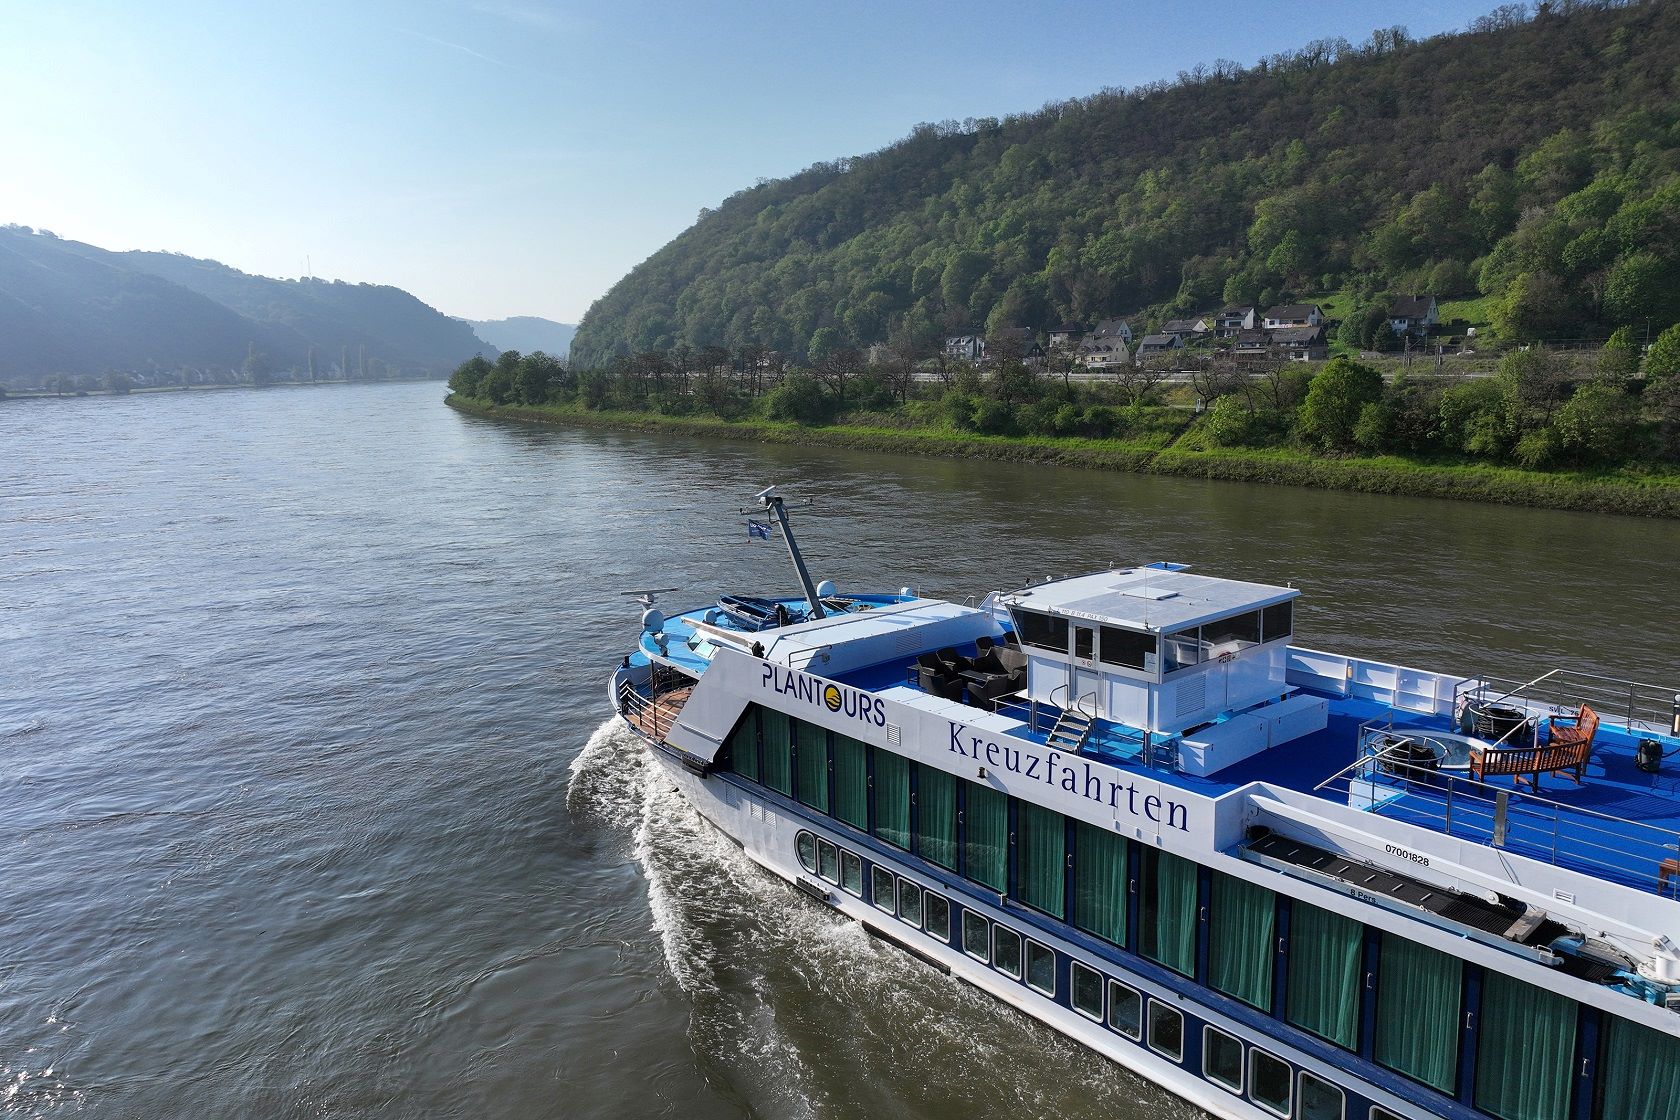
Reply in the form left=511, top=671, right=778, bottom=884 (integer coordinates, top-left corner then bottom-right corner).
left=443, top=346, right=1680, bottom=519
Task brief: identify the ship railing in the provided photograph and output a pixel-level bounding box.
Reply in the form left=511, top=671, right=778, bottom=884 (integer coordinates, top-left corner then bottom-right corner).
left=1315, top=724, right=1680, bottom=896
left=1453, top=667, right=1680, bottom=744
left=617, top=668, right=690, bottom=743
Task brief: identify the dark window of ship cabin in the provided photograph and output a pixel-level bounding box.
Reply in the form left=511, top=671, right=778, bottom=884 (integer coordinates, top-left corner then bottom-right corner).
left=1203, top=1027, right=1243, bottom=1092
left=1204, top=609, right=1261, bottom=649
left=1163, top=628, right=1202, bottom=673
left=726, top=708, right=759, bottom=782
left=1249, top=1050, right=1292, bottom=1117
left=832, top=734, right=868, bottom=830
left=1262, top=600, right=1293, bottom=643
left=1100, top=625, right=1155, bottom=671
left=992, top=925, right=1023, bottom=980
left=1138, top=848, right=1197, bottom=977
left=914, top=764, right=957, bottom=870
left=1013, top=609, right=1068, bottom=652
left=1286, top=903, right=1363, bottom=1050
left=896, top=877, right=923, bottom=927
left=1073, top=822, right=1128, bottom=946
left=963, top=782, right=1007, bottom=892
left=816, top=839, right=838, bottom=884
left=1474, top=973, right=1576, bottom=1120
left=839, top=850, right=862, bottom=896
left=1298, top=1072, right=1344, bottom=1120
left=1208, top=872, right=1275, bottom=1011
left=962, top=911, right=989, bottom=961
left=794, top=722, right=828, bottom=811
left=870, top=866, right=895, bottom=912
left=1070, top=963, right=1102, bottom=1020
left=872, top=750, right=909, bottom=849
left=1600, top=1014, right=1680, bottom=1120
left=1015, top=801, right=1066, bottom=919
left=1073, top=625, right=1094, bottom=660
left=1146, top=1000, right=1184, bottom=1062
left=761, top=709, right=793, bottom=795
left=795, top=831, right=817, bottom=874
left=1108, top=981, right=1142, bottom=1040
left=923, top=893, right=950, bottom=942
left=1369, top=1110, right=1403, bottom=1120
left=1374, top=933, right=1459, bottom=1093
left=1025, top=940, right=1055, bottom=996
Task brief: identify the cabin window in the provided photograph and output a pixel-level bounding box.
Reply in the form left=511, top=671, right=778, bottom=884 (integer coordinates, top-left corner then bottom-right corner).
left=816, top=839, right=839, bottom=883
left=1262, top=600, right=1293, bottom=643
left=1074, top=626, right=1094, bottom=660
left=1070, top=962, right=1103, bottom=1020
left=1203, top=1027, right=1243, bottom=1092
left=872, top=750, right=909, bottom=849
left=1073, top=822, right=1128, bottom=946
left=839, top=850, right=862, bottom=896
left=1298, top=1072, right=1344, bottom=1120
left=1013, top=609, right=1068, bottom=652
left=1474, top=973, right=1576, bottom=1120
left=870, top=866, right=895, bottom=913
left=1369, top=1110, right=1402, bottom=1120
left=1163, top=628, right=1203, bottom=673
left=1204, top=610, right=1261, bottom=649
left=1138, top=848, right=1197, bottom=977
left=1100, top=625, right=1156, bottom=671
left=1146, top=1000, right=1184, bottom=1062
left=1374, top=933, right=1459, bottom=1092
left=962, top=911, right=989, bottom=960
left=992, top=925, right=1023, bottom=980
left=727, top=709, right=758, bottom=782
left=795, top=831, right=817, bottom=874
left=896, top=878, right=923, bottom=927
left=1600, top=1014, right=1680, bottom=1120
left=964, top=782, right=1008, bottom=892
left=832, top=735, right=868, bottom=830
left=1286, top=903, right=1363, bottom=1050
left=1108, top=981, right=1142, bottom=1040
left=1025, top=940, right=1055, bottom=996
left=795, top=723, right=828, bottom=810
left=1015, top=802, right=1066, bottom=918
left=1249, top=1050, right=1292, bottom=1117
left=761, top=709, right=793, bottom=795
left=1208, top=872, right=1275, bottom=1011
left=923, top=893, right=950, bottom=941
left=915, top=764, right=958, bottom=870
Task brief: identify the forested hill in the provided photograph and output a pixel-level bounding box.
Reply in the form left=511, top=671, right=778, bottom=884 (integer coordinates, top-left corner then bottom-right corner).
left=464, top=316, right=576, bottom=358
left=0, top=226, right=492, bottom=385
left=570, top=1, right=1680, bottom=368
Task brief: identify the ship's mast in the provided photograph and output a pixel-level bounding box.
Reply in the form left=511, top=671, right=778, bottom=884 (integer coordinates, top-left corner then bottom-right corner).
left=751, top=485, right=825, bottom=619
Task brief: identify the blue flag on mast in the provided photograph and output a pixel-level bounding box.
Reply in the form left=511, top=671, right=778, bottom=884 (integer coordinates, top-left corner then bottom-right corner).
left=747, top=519, right=772, bottom=540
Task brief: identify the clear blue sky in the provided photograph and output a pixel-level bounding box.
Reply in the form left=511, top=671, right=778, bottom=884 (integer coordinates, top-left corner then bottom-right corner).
left=2, top=0, right=1499, bottom=324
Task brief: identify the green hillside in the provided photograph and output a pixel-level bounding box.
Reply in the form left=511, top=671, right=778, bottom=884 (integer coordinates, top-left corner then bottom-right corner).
left=571, top=1, right=1680, bottom=368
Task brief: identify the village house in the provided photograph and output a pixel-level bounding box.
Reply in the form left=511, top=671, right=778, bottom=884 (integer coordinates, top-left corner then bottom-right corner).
left=1085, top=318, right=1134, bottom=346
left=1134, top=333, right=1186, bottom=362
left=945, top=334, right=985, bottom=363
left=1233, top=329, right=1271, bottom=362
left=1212, top=306, right=1257, bottom=337
left=1047, top=321, right=1086, bottom=349
left=1388, top=294, right=1439, bottom=336
left=1160, top=318, right=1206, bottom=340
left=1262, top=303, right=1324, bottom=329
left=1078, top=318, right=1134, bottom=368
left=1271, top=325, right=1329, bottom=362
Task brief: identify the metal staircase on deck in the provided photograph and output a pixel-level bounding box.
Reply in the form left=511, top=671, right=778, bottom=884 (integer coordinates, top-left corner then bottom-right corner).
left=1047, top=708, right=1093, bottom=754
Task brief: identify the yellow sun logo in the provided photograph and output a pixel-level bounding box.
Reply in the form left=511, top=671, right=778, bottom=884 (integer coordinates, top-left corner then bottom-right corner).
left=823, top=684, right=843, bottom=712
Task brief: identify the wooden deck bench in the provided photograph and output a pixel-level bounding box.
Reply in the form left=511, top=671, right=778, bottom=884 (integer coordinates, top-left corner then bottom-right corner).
left=1468, top=704, right=1599, bottom=788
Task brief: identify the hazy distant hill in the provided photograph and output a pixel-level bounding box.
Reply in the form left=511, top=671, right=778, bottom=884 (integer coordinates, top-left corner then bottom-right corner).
left=0, top=226, right=493, bottom=385
left=464, top=316, right=575, bottom=358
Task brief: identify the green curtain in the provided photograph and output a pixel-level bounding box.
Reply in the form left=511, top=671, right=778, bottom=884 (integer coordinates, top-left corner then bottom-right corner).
left=1600, top=1014, right=1680, bottom=1120
left=1209, top=873, right=1275, bottom=1010
left=1140, top=849, right=1197, bottom=975
left=1474, top=973, right=1576, bottom=1120
left=1286, top=903, right=1363, bottom=1049
left=1375, top=933, right=1460, bottom=1092
left=872, top=750, right=909, bottom=848
left=760, top=708, right=792, bottom=795
left=1073, top=822, right=1128, bottom=946
left=1016, top=801, right=1065, bottom=918
left=916, top=765, right=957, bottom=869
left=794, top=722, right=828, bottom=810
left=832, top=734, right=867, bottom=829
left=728, top=709, right=758, bottom=782
left=965, top=782, right=1007, bottom=891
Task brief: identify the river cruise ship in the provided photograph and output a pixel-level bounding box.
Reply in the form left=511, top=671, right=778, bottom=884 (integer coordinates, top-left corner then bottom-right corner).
left=610, top=488, right=1680, bottom=1120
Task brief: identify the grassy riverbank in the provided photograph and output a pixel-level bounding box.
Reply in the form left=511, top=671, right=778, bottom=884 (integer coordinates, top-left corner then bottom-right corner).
left=446, top=395, right=1680, bottom=519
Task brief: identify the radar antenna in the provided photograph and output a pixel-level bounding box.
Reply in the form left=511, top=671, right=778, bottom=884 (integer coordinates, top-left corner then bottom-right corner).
left=741, top=484, right=826, bottom=620
left=619, top=587, right=680, bottom=608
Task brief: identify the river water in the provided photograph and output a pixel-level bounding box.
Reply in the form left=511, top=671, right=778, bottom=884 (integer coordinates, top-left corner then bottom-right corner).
left=2, top=381, right=1676, bottom=1119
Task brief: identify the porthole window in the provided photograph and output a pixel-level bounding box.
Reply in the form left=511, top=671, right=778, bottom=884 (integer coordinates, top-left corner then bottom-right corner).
left=962, top=911, right=989, bottom=960
left=896, top=878, right=923, bottom=927
left=1299, top=1072, right=1344, bottom=1120
left=817, top=839, right=839, bottom=883
left=1147, top=1000, right=1184, bottom=1062
left=839, top=850, right=862, bottom=896
left=870, top=866, right=895, bottom=912
left=1108, top=981, right=1142, bottom=1040
left=992, top=925, right=1024, bottom=980
left=1249, top=1050, right=1292, bottom=1117
left=1071, top=963, right=1103, bottom=1021
left=1025, top=940, right=1055, bottom=996
left=923, top=893, right=951, bottom=941
left=796, top=831, right=818, bottom=874
left=1203, top=1027, right=1243, bottom=1093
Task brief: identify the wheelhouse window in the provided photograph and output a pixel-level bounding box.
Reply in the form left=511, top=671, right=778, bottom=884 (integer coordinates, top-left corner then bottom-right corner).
left=923, top=893, right=951, bottom=941
left=1298, top=1072, right=1344, bottom=1120
left=1108, top=981, right=1142, bottom=1040
left=839, top=850, right=863, bottom=896
left=1146, top=1000, right=1184, bottom=1062
left=1013, top=609, right=1068, bottom=653
left=992, top=925, right=1023, bottom=980
left=962, top=911, right=989, bottom=960
left=1203, top=1027, right=1243, bottom=1092
left=1100, top=625, right=1156, bottom=671
left=1163, top=628, right=1203, bottom=673
left=1070, top=962, right=1103, bottom=1020
left=1262, top=600, right=1293, bottom=643
left=1249, top=1050, right=1293, bottom=1117
left=1025, top=940, right=1055, bottom=996
left=1204, top=609, right=1261, bottom=650
left=796, top=831, right=817, bottom=874
left=870, top=866, right=895, bottom=912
